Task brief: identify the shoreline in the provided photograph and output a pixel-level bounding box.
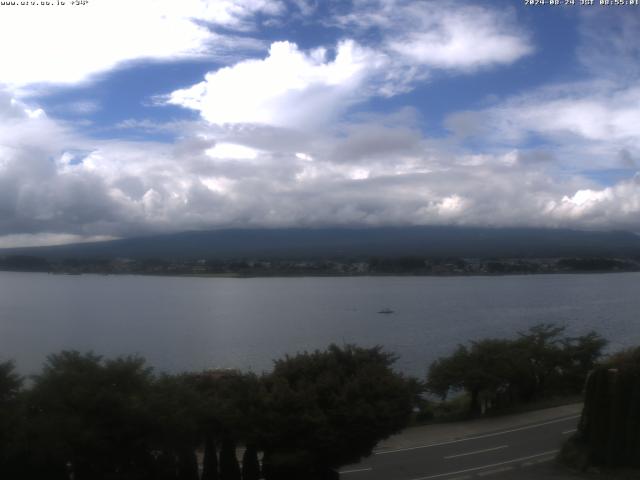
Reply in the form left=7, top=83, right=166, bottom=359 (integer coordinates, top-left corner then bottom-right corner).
left=1, top=268, right=639, bottom=279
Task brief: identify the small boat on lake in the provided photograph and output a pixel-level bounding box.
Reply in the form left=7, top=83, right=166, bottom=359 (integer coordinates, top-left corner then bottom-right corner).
left=378, top=308, right=394, bottom=314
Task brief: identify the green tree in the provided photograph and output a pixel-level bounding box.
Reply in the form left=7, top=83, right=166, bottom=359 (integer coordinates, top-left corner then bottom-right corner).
left=0, top=360, right=24, bottom=478
left=560, top=331, right=608, bottom=392
left=426, top=324, right=607, bottom=416
left=219, top=437, right=241, bottom=480
left=148, top=373, right=203, bottom=480
left=258, top=344, right=416, bottom=479
left=201, top=435, right=219, bottom=480
left=515, top=323, right=567, bottom=400
left=25, top=351, right=155, bottom=480
left=0, top=360, right=22, bottom=403
left=427, top=340, right=519, bottom=415
left=241, top=445, right=261, bottom=480
left=188, top=369, right=263, bottom=480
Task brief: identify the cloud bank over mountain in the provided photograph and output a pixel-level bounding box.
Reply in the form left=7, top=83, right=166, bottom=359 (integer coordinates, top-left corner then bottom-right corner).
left=0, top=1, right=638, bottom=246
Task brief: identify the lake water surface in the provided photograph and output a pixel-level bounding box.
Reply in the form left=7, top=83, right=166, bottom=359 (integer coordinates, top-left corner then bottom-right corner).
left=1, top=271, right=638, bottom=377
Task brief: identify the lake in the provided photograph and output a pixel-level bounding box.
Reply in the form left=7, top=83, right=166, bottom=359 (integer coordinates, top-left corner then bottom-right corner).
left=0, top=271, right=638, bottom=377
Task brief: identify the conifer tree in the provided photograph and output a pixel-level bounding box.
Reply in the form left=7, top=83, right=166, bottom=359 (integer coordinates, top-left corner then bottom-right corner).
left=220, top=437, right=241, bottom=480
left=202, top=435, right=219, bottom=480
left=241, top=445, right=260, bottom=480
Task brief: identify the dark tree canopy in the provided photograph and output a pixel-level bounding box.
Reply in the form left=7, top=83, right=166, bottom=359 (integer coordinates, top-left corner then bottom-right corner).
left=0, top=360, right=23, bottom=477
left=25, top=351, right=155, bottom=480
left=259, top=344, right=417, bottom=478
left=573, top=346, right=640, bottom=468
left=0, top=360, right=22, bottom=403
left=148, top=373, right=201, bottom=453
left=187, top=369, right=262, bottom=443
left=241, top=445, right=261, bottom=480
left=427, top=324, right=607, bottom=415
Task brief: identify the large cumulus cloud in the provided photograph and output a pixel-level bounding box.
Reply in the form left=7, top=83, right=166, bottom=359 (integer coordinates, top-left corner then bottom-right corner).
left=167, top=1, right=533, bottom=125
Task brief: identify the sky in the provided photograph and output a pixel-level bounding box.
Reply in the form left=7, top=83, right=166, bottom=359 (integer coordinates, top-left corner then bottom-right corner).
left=0, top=0, right=639, bottom=247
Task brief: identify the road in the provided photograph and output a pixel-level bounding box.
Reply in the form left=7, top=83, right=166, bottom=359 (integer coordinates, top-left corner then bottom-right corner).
left=339, top=405, right=582, bottom=480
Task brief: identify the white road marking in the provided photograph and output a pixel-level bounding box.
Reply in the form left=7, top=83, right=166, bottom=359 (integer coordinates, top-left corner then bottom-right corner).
left=375, top=415, right=579, bottom=455
left=562, top=429, right=577, bottom=435
left=340, top=467, right=373, bottom=474
left=444, top=445, right=508, bottom=460
left=406, top=449, right=559, bottom=480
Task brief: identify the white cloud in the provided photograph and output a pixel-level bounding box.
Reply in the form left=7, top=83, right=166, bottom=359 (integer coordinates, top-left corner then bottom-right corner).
left=0, top=233, right=115, bottom=249
left=545, top=176, right=640, bottom=230
left=492, top=85, right=640, bottom=146
left=206, top=142, right=260, bottom=160
left=445, top=81, right=640, bottom=175
left=443, top=8, right=640, bottom=178
left=168, top=40, right=380, bottom=128
left=295, top=152, right=313, bottom=162
left=51, top=100, right=101, bottom=116
left=335, top=0, right=532, bottom=73
left=290, top=0, right=318, bottom=16
left=167, top=1, right=531, bottom=128
left=2, top=91, right=640, bottom=244
left=385, top=3, right=532, bottom=72
left=0, top=0, right=282, bottom=88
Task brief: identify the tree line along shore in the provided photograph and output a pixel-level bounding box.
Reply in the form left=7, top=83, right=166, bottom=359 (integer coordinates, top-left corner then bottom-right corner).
left=0, top=324, right=638, bottom=479
left=1, top=254, right=640, bottom=277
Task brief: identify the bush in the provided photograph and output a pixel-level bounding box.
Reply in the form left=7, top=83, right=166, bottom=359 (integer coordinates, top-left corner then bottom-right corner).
left=563, top=346, right=640, bottom=471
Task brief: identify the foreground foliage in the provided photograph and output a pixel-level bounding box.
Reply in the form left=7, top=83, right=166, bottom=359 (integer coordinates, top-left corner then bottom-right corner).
left=0, top=345, right=415, bottom=480
left=0, top=324, right=613, bottom=478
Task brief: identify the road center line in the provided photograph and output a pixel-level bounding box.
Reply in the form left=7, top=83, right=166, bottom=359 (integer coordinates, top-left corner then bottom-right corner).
left=444, top=445, right=508, bottom=459
left=562, top=429, right=577, bottom=435
left=375, top=415, right=579, bottom=455
left=407, top=449, right=559, bottom=480
left=340, top=467, right=373, bottom=474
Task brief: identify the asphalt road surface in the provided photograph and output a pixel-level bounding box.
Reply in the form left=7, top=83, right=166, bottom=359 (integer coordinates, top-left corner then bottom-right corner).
left=340, top=411, right=580, bottom=480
